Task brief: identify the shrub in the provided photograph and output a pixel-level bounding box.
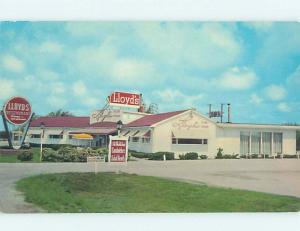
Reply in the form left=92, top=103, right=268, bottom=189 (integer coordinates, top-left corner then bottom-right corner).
left=29, top=143, right=74, bottom=150
left=42, top=148, right=60, bottom=162
left=199, top=155, right=208, bottom=159
left=184, top=152, right=198, bottom=160
left=17, top=150, right=33, bottom=161
left=283, top=154, right=297, bottom=158
left=222, top=154, right=239, bottom=159
left=216, top=148, right=223, bottom=159
left=250, top=154, right=259, bottom=159
left=130, top=152, right=150, bottom=159
left=42, top=147, right=88, bottom=162
left=149, top=152, right=175, bottom=160
left=179, top=154, right=185, bottom=160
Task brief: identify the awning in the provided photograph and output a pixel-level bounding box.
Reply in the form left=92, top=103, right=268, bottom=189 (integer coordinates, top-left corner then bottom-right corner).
left=69, top=128, right=116, bottom=135
left=72, top=133, right=94, bottom=139
left=172, top=129, right=208, bottom=139
left=132, top=130, right=140, bottom=137
left=142, top=130, right=151, bottom=137
left=120, top=130, right=132, bottom=136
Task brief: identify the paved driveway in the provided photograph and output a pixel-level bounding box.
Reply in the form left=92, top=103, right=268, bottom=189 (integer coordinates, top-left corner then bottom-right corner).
left=0, top=159, right=300, bottom=213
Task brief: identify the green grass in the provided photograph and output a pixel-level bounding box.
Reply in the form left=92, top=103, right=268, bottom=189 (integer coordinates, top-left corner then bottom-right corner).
left=0, top=147, right=41, bottom=163
left=16, top=172, right=300, bottom=212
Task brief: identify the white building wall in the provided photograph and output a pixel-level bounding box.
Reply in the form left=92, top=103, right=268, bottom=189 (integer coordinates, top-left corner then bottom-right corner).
left=217, top=127, right=297, bottom=155
left=151, top=110, right=218, bottom=158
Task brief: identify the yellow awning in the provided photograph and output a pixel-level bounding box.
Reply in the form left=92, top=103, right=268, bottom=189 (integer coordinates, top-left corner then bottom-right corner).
left=72, top=133, right=93, bottom=139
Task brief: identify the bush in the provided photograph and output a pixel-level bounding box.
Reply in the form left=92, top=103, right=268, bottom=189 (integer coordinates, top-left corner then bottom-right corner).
left=283, top=154, right=297, bottom=158
left=17, top=150, right=33, bottom=161
left=42, top=148, right=60, bottom=162
left=222, top=154, right=239, bottom=159
left=130, top=151, right=150, bottom=159
left=29, top=143, right=74, bottom=150
left=184, top=152, right=198, bottom=160
left=179, top=154, right=185, bottom=160
left=149, top=152, right=175, bottom=160
left=42, top=147, right=87, bottom=162
left=215, top=148, right=223, bottom=159
left=199, top=155, right=208, bottom=159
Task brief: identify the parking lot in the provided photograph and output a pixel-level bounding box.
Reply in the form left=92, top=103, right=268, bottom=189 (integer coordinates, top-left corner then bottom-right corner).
left=0, top=159, right=300, bottom=212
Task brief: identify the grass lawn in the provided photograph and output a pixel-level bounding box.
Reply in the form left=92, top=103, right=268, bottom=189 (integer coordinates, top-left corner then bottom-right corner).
left=16, top=172, right=300, bottom=212
left=0, top=147, right=41, bottom=163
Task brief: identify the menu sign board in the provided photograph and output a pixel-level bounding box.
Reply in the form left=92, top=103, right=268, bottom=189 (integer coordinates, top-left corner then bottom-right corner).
left=109, top=136, right=128, bottom=162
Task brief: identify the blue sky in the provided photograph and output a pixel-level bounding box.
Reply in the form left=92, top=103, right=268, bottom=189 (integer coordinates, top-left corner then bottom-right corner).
left=0, top=22, right=300, bottom=124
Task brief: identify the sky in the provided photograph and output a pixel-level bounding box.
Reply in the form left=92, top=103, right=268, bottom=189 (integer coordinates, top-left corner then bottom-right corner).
left=0, top=21, right=300, bottom=125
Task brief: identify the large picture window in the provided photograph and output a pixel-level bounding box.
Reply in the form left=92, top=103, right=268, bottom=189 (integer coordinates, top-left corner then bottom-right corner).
left=273, top=133, right=283, bottom=154
left=240, top=132, right=250, bottom=155
left=251, top=132, right=261, bottom=154
left=262, top=132, right=271, bottom=154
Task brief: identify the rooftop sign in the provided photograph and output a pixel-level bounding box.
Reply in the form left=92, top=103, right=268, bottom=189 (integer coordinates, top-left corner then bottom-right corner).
left=108, top=92, right=141, bottom=108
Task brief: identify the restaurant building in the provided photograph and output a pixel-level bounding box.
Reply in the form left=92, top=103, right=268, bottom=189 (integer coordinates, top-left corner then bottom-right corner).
left=26, top=108, right=299, bottom=158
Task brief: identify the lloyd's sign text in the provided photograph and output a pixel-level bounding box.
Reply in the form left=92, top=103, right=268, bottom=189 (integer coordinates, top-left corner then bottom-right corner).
left=108, top=92, right=141, bottom=108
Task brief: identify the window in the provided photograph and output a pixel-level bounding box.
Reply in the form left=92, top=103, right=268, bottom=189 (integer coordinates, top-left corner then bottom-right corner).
left=142, top=137, right=150, bottom=143
left=31, top=134, right=41, bottom=138
left=132, top=137, right=139, bottom=142
left=177, top=139, right=203, bottom=144
left=251, top=132, right=261, bottom=154
left=203, top=139, right=208, bottom=144
left=273, top=133, right=283, bottom=154
left=68, top=135, right=73, bottom=139
left=240, top=132, right=250, bottom=155
left=49, top=134, right=63, bottom=139
left=262, top=132, right=271, bottom=154
left=172, top=138, right=177, bottom=144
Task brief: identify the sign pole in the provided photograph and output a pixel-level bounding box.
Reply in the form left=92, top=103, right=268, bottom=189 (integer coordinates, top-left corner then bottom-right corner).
left=1, top=110, right=13, bottom=148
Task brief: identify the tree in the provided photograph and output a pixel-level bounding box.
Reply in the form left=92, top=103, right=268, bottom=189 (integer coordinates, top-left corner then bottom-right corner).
left=145, top=103, right=158, bottom=114
left=47, top=109, right=74, bottom=117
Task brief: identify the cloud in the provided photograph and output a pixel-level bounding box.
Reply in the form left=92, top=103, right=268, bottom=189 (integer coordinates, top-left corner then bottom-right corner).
left=250, top=93, right=263, bottom=105
left=265, top=84, right=286, bottom=101
left=136, top=23, right=241, bottom=70
left=51, top=82, right=65, bottom=95
left=287, top=65, right=300, bottom=85
left=111, top=59, right=154, bottom=83
left=85, top=97, right=99, bottom=107
left=39, top=41, right=63, bottom=55
left=243, top=22, right=273, bottom=31
left=218, top=67, right=258, bottom=90
left=154, top=88, right=203, bottom=110
left=72, top=81, right=87, bottom=96
left=46, top=95, right=67, bottom=108
left=0, top=79, right=16, bottom=100
left=2, top=54, right=25, bottom=72
left=277, top=102, right=291, bottom=112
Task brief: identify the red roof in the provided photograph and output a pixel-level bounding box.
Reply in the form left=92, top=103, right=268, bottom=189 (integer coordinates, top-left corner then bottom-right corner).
left=125, top=110, right=187, bottom=127
left=30, top=117, right=117, bottom=129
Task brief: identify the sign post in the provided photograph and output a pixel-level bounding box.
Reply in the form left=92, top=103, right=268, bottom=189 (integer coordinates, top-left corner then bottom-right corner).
left=108, top=135, right=128, bottom=163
